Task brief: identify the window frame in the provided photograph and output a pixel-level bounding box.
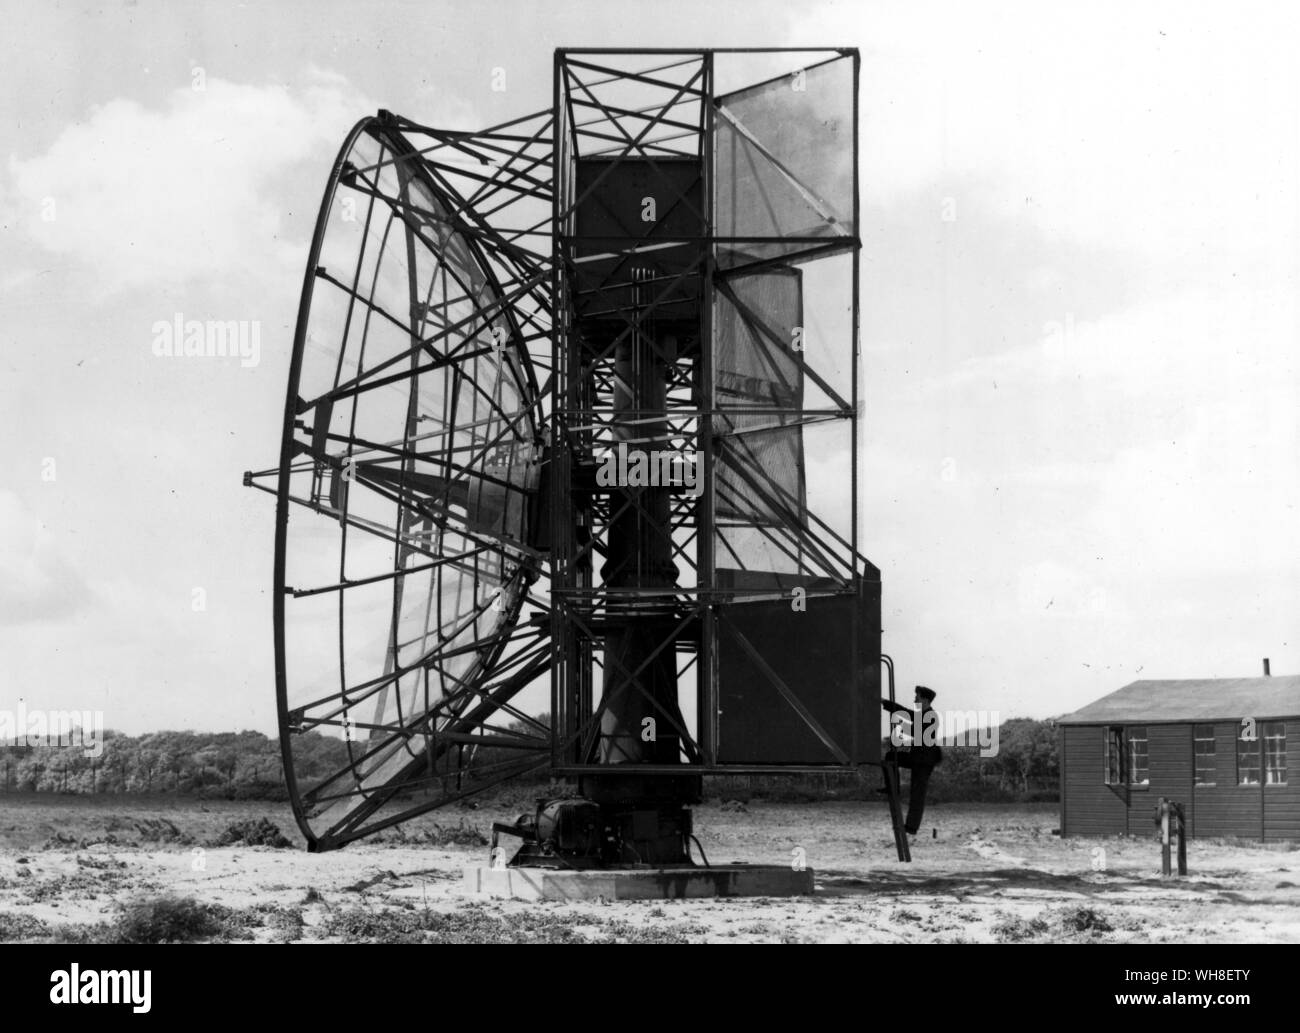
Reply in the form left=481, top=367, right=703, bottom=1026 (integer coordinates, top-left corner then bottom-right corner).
left=1237, top=721, right=1262, bottom=786
left=1193, top=723, right=1216, bottom=787
left=1103, top=725, right=1149, bottom=788
left=1103, top=725, right=1124, bottom=786
left=1126, top=726, right=1150, bottom=786
left=1262, top=720, right=1287, bottom=786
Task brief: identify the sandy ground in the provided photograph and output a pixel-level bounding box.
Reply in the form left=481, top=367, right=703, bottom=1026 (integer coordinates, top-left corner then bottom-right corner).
left=1, top=796, right=1298, bottom=942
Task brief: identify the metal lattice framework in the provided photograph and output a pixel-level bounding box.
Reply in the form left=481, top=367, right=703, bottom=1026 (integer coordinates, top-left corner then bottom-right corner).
left=246, top=48, right=874, bottom=851
left=549, top=49, right=870, bottom=776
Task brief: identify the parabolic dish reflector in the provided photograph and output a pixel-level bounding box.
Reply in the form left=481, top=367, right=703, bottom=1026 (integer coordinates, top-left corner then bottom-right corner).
left=265, top=114, right=549, bottom=849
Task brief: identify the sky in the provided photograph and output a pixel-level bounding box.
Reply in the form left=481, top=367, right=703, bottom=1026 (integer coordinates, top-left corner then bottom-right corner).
left=0, top=0, right=1297, bottom=735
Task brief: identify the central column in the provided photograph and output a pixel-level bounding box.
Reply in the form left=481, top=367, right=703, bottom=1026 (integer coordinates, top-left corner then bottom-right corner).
left=598, top=269, right=682, bottom=765
left=583, top=268, right=696, bottom=864
left=567, top=153, right=706, bottom=866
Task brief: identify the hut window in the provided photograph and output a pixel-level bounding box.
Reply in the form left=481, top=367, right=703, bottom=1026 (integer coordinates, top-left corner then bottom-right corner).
left=1263, top=722, right=1286, bottom=785
left=1104, top=726, right=1148, bottom=785
left=1237, top=723, right=1261, bottom=785
left=1104, top=726, right=1124, bottom=784
left=1193, top=724, right=1215, bottom=785
left=1126, top=727, right=1149, bottom=785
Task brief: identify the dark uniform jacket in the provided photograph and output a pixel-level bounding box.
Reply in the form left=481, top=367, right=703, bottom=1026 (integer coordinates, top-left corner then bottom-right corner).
left=883, top=700, right=943, bottom=767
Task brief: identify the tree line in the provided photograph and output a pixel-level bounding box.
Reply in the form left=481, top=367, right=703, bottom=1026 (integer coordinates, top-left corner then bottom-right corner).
left=0, top=718, right=1060, bottom=802
left=0, top=730, right=344, bottom=798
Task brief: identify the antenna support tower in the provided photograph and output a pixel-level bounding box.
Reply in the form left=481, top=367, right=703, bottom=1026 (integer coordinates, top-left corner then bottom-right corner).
left=245, top=47, right=910, bottom=893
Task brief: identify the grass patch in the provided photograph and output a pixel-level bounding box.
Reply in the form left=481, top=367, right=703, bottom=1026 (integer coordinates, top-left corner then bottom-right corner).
left=1055, top=905, right=1113, bottom=934
left=17, top=868, right=151, bottom=903
left=370, top=821, right=489, bottom=848
left=109, top=895, right=273, bottom=943
left=320, top=903, right=703, bottom=944
left=992, top=905, right=1115, bottom=943
left=264, top=905, right=305, bottom=942
left=209, top=818, right=292, bottom=848
left=991, top=913, right=1050, bottom=942
left=0, top=910, right=51, bottom=941
left=114, top=895, right=227, bottom=943
left=14, top=897, right=231, bottom=945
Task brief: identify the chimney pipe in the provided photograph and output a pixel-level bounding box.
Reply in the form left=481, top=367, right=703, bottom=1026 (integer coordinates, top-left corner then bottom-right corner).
left=1263, top=658, right=1271, bottom=677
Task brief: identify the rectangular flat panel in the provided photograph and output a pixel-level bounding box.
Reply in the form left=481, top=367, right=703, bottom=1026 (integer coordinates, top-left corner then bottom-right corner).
left=716, top=583, right=879, bottom=765
left=572, top=157, right=703, bottom=325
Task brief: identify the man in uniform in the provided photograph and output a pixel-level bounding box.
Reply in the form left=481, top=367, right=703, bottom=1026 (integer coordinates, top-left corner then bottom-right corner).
left=883, top=685, right=942, bottom=835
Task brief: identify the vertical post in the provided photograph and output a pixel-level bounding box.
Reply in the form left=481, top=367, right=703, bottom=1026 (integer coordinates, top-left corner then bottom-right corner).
left=1175, top=802, right=1188, bottom=876
left=849, top=47, right=861, bottom=569
left=550, top=48, right=563, bottom=770
left=849, top=49, right=862, bottom=767
left=1159, top=796, right=1171, bottom=876
left=699, top=48, right=717, bottom=767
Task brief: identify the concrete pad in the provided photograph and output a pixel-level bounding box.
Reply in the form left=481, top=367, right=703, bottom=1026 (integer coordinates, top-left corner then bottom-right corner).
left=463, top=863, right=814, bottom=900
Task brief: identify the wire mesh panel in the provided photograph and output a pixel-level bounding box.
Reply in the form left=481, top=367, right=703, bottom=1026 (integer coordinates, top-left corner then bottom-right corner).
left=713, top=267, right=805, bottom=530
left=706, top=49, right=871, bottom=764
left=709, top=51, right=860, bottom=598
left=715, top=54, right=857, bottom=270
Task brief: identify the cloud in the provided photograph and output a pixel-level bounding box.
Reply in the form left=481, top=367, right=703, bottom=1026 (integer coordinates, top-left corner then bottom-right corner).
left=855, top=3, right=1300, bottom=268
left=5, top=70, right=376, bottom=297
left=860, top=274, right=1299, bottom=709
left=929, top=288, right=1299, bottom=483
left=0, top=492, right=92, bottom=626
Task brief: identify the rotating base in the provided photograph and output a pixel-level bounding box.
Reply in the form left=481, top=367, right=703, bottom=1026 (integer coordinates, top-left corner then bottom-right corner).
left=463, top=863, right=814, bottom=900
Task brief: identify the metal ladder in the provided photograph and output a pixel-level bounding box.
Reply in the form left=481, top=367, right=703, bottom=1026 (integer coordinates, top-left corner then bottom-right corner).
left=881, top=755, right=911, bottom=862
left=880, top=654, right=912, bottom=862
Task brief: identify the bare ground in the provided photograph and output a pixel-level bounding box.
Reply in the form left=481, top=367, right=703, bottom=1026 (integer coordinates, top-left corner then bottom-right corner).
left=1, top=795, right=1297, bottom=943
